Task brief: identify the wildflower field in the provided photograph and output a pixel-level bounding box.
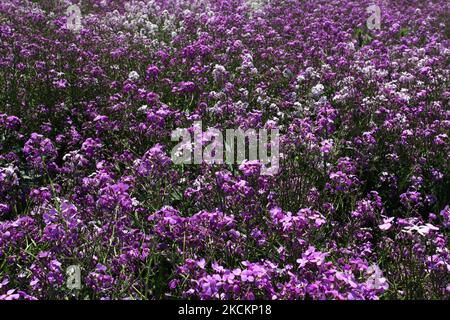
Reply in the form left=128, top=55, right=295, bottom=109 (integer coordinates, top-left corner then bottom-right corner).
left=0, top=0, right=449, bottom=300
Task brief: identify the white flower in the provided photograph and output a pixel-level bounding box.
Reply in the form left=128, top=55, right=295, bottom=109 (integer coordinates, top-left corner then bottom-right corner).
left=366, top=264, right=388, bottom=290
left=311, top=83, right=324, bottom=97
left=402, top=223, right=439, bottom=236
left=212, top=64, right=227, bottom=83
left=138, top=105, right=148, bottom=113
left=131, top=198, right=140, bottom=207
left=128, top=71, right=140, bottom=81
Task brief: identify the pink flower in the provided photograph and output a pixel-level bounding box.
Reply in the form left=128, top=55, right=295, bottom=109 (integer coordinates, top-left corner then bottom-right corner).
left=379, top=217, right=395, bottom=231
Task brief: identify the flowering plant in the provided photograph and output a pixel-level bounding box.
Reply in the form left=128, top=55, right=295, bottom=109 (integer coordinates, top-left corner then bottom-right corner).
left=0, top=0, right=448, bottom=300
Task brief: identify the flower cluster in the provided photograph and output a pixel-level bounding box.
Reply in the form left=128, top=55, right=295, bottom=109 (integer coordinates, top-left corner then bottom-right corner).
left=0, top=0, right=448, bottom=300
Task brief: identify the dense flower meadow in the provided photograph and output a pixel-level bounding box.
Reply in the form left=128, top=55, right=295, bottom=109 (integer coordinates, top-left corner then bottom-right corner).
left=0, top=0, right=449, bottom=300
